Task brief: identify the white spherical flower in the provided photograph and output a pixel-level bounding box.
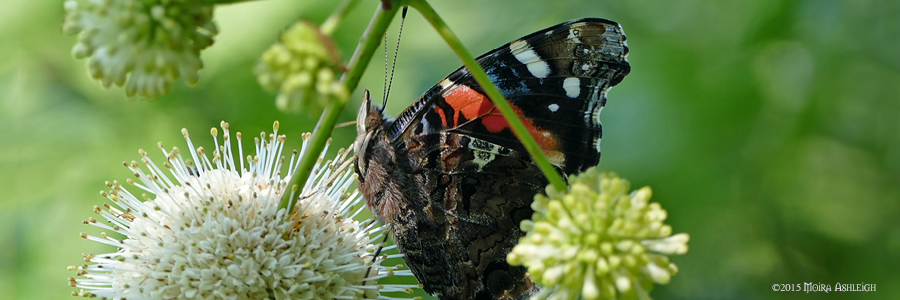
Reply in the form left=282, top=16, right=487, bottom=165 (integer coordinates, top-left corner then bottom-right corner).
left=68, top=121, right=415, bottom=299
left=63, top=0, right=217, bottom=98
left=508, top=169, right=689, bottom=300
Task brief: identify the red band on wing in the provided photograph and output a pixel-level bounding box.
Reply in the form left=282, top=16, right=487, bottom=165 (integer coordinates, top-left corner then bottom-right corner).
left=440, top=85, right=562, bottom=162
left=485, top=105, right=559, bottom=150
left=435, top=106, right=448, bottom=127
left=442, top=85, right=494, bottom=127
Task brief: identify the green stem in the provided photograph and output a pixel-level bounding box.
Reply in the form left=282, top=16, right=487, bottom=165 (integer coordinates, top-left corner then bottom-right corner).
left=408, top=0, right=567, bottom=191
left=281, top=2, right=400, bottom=212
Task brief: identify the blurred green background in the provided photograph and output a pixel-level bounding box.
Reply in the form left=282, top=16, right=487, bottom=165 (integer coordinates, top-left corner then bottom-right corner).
left=3, top=0, right=898, bottom=299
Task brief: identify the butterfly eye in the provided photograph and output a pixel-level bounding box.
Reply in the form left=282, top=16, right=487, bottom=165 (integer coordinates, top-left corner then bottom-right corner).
left=365, top=113, right=382, bottom=130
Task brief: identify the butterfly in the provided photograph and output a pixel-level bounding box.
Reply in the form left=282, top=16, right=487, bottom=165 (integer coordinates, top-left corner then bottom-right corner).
left=354, top=18, right=630, bottom=299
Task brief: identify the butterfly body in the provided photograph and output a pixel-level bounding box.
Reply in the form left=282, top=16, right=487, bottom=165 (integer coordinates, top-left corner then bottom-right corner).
left=355, top=18, right=630, bottom=300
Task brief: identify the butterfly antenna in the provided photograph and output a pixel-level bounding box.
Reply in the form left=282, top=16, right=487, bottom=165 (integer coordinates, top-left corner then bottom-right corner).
left=382, top=21, right=389, bottom=107
left=382, top=6, right=408, bottom=109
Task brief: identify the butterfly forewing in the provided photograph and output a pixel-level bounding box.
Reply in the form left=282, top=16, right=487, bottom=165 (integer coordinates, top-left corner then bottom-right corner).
left=389, top=18, right=629, bottom=174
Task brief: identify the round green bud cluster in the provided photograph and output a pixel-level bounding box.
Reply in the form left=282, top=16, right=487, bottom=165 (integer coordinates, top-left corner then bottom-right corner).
left=63, top=0, right=218, bottom=98
left=508, top=168, right=690, bottom=300
left=255, top=21, right=348, bottom=113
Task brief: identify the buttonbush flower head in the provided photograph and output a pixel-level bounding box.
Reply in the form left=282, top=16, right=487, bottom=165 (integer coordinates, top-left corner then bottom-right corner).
left=508, top=169, right=689, bottom=300
left=62, top=0, right=217, bottom=98
left=68, top=121, right=415, bottom=299
left=256, top=20, right=348, bottom=113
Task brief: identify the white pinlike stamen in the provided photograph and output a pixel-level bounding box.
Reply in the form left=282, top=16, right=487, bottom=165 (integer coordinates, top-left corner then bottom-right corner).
left=70, top=121, right=416, bottom=299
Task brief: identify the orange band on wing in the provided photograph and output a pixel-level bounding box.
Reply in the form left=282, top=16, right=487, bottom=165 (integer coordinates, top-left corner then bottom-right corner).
left=442, top=85, right=494, bottom=127
left=440, top=85, right=563, bottom=164
left=435, top=106, right=448, bottom=127
left=485, top=106, right=559, bottom=150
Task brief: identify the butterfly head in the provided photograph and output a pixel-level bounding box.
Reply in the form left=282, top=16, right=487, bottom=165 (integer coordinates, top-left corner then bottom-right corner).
left=354, top=90, right=382, bottom=178
left=354, top=90, right=405, bottom=225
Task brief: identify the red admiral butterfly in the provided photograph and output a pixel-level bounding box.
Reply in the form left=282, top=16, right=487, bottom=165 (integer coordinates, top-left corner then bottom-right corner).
left=354, top=18, right=630, bottom=299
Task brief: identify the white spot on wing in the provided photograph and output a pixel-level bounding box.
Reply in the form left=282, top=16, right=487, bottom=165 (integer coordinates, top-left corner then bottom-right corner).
left=563, top=77, right=580, bottom=98
left=510, top=40, right=551, bottom=78
left=594, top=136, right=602, bottom=152
left=468, top=138, right=501, bottom=171
left=591, top=84, right=610, bottom=102
left=592, top=104, right=603, bottom=125
left=472, top=152, right=495, bottom=172
left=568, top=28, right=582, bottom=43
left=548, top=103, right=559, bottom=112
left=439, top=78, right=455, bottom=91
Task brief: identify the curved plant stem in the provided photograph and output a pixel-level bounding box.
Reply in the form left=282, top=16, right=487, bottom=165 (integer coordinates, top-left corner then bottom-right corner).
left=407, top=0, right=567, bottom=191
left=281, top=2, right=400, bottom=211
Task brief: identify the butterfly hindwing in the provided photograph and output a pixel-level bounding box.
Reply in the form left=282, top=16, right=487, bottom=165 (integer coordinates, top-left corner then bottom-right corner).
left=355, top=18, right=630, bottom=300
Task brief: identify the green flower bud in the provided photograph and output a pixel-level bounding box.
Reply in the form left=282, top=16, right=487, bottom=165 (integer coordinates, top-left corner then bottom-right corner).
left=255, top=20, right=346, bottom=114
left=508, top=168, right=690, bottom=300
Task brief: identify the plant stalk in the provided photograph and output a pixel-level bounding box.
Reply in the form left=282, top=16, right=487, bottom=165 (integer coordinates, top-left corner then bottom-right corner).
left=281, top=2, right=400, bottom=212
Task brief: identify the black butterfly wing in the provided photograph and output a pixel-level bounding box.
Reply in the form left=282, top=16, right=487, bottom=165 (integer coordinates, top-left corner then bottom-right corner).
left=390, top=18, right=630, bottom=174
left=383, top=18, right=629, bottom=299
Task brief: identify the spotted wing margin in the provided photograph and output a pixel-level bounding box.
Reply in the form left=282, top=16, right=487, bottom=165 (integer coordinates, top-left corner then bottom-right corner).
left=387, top=18, right=630, bottom=174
